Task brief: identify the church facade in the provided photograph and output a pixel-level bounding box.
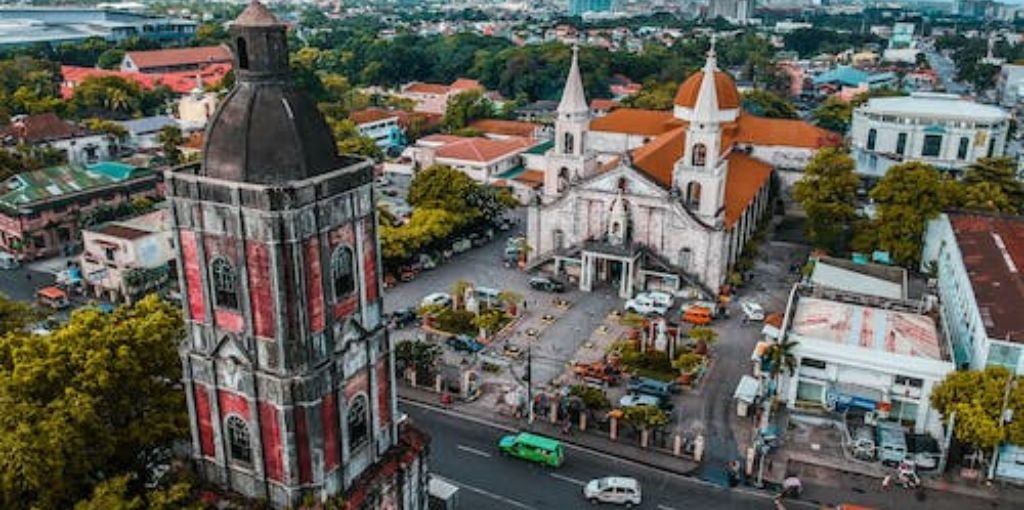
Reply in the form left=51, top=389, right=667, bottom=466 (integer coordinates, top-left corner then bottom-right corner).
left=168, top=3, right=427, bottom=508
left=528, top=44, right=837, bottom=297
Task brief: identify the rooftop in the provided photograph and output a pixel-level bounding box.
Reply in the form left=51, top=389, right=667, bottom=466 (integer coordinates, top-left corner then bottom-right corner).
left=0, top=162, right=151, bottom=210
left=0, top=113, right=86, bottom=143
left=809, top=255, right=907, bottom=300
left=124, top=45, right=231, bottom=71
left=859, top=93, right=1010, bottom=122
left=790, top=296, right=944, bottom=361
left=468, top=119, right=540, bottom=138
left=432, top=136, right=537, bottom=163
left=949, top=212, right=1024, bottom=344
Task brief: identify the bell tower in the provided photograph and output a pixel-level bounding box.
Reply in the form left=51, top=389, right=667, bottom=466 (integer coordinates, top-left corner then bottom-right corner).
left=545, top=43, right=597, bottom=198
left=171, top=2, right=427, bottom=508
left=674, top=38, right=729, bottom=222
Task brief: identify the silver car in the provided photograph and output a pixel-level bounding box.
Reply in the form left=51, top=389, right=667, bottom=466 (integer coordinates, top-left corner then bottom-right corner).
left=583, top=477, right=641, bottom=507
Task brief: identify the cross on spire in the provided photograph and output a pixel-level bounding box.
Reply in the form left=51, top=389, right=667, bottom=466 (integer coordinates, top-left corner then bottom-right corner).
left=705, top=34, right=718, bottom=72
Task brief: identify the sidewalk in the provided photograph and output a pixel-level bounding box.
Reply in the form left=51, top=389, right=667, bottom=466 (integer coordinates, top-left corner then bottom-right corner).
left=399, top=384, right=701, bottom=477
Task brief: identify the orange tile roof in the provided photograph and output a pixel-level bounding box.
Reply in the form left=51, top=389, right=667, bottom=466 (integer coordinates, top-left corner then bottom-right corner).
left=674, top=70, right=742, bottom=109
left=589, top=108, right=679, bottom=136
left=350, top=108, right=401, bottom=125
left=590, top=98, right=619, bottom=110
left=469, top=119, right=540, bottom=138
left=125, top=45, right=231, bottom=72
left=723, top=153, right=773, bottom=228
left=631, top=126, right=686, bottom=188
left=734, top=114, right=839, bottom=148
left=404, top=82, right=450, bottom=95
left=61, top=63, right=230, bottom=96
left=434, top=136, right=536, bottom=163
left=515, top=170, right=545, bottom=187
left=450, top=78, right=483, bottom=91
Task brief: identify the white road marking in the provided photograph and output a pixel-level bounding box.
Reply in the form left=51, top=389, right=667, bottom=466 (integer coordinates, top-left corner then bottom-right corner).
left=457, top=444, right=492, bottom=458
left=438, top=476, right=537, bottom=510
left=549, top=472, right=586, bottom=486
left=657, top=505, right=680, bottom=510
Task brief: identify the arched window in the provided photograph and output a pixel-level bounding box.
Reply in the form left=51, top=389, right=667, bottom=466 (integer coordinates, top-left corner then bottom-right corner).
left=692, top=143, right=707, bottom=167
left=866, top=128, right=877, bottom=151
left=226, top=416, right=251, bottom=464
left=236, top=37, right=249, bottom=70
left=331, top=246, right=355, bottom=301
left=686, top=182, right=703, bottom=209
left=211, top=258, right=238, bottom=310
left=348, top=395, right=369, bottom=449
left=557, top=167, right=569, bottom=192
left=563, top=132, right=575, bottom=154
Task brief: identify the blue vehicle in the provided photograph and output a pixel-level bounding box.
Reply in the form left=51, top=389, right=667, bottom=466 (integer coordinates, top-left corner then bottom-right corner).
left=446, top=335, right=484, bottom=354
left=626, top=376, right=677, bottom=399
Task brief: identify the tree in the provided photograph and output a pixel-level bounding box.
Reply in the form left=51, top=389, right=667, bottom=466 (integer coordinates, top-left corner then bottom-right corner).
left=687, top=326, right=718, bottom=355
left=0, top=295, right=40, bottom=335
left=812, top=96, right=854, bottom=133
left=961, top=157, right=1024, bottom=213
left=451, top=279, right=472, bottom=308
left=764, top=337, right=798, bottom=400
left=326, top=117, right=383, bottom=161
left=931, top=367, right=1024, bottom=455
left=869, top=161, right=949, bottom=266
left=472, top=309, right=505, bottom=338
left=672, top=352, right=704, bottom=374
left=620, top=80, right=678, bottom=111
left=0, top=295, right=187, bottom=510
left=621, top=405, right=669, bottom=430
left=792, top=148, right=860, bottom=253
left=442, top=89, right=494, bottom=131
left=157, top=125, right=183, bottom=166
left=569, top=385, right=610, bottom=410
left=394, top=340, right=442, bottom=382
left=741, top=90, right=797, bottom=119
left=96, top=49, right=125, bottom=70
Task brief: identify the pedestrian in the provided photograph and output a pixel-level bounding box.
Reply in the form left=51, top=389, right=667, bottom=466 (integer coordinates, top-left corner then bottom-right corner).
left=882, top=474, right=892, bottom=491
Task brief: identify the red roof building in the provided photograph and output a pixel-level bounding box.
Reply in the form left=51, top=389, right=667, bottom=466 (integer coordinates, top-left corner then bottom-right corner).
left=121, top=45, right=232, bottom=74
left=61, top=63, right=231, bottom=97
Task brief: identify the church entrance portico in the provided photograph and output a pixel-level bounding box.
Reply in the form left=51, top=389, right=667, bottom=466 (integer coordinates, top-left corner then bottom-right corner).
left=579, top=246, right=640, bottom=299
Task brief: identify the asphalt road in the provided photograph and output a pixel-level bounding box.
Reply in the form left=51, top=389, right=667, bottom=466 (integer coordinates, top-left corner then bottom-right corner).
left=403, top=399, right=803, bottom=510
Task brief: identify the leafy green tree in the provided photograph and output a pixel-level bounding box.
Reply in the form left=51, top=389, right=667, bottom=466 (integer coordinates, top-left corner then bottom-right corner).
left=688, top=326, right=718, bottom=354
left=0, top=295, right=41, bottom=335
left=961, top=157, right=1024, bottom=213
left=379, top=207, right=460, bottom=262
left=764, top=337, right=798, bottom=399
left=194, top=23, right=229, bottom=46
left=569, top=385, right=610, bottom=410
left=792, top=148, right=860, bottom=253
left=442, top=89, right=494, bottom=131
left=869, top=161, right=949, bottom=266
left=741, top=90, right=797, bottom=119
left=672, top=352, right=704, bottom=374
left=622, top=405, right=669, bottom=430
left=620, top=80, right=678, bottom=111
left=931, top=367, right=1024, bottom=454
left=157, top=125, right=183, bottom=166
left=473, top=309, right=506, bottom=337
left=812, top=96, right=854, bottom=133
left=0, top=295, right=187, bottom=510
left=395, top=340, right=442, bottom=382
left=326, top=117, right=383, bottom=161
left=96, top=49, right=125, bottom=70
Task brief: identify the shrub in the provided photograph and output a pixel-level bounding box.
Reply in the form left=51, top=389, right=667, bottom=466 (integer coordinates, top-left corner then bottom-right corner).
left=569, top=385, right=610, bottom=410
left=433, top=309, right=478, bottom=336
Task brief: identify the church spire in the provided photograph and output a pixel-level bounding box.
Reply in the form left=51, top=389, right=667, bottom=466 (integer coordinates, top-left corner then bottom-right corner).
left=692, top=35, right=721, bottom=123
left=557, top=43, right=589, bottom=114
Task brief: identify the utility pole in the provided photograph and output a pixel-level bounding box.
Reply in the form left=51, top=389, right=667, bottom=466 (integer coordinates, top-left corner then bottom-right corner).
left=938, top=411, right=956, bottom=474
left=527, top=343, right=534, bottom=424
left=988, top=376, right=1016, bottom=481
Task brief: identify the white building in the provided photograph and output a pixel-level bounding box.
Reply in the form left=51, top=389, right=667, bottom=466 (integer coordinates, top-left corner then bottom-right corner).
left=851, top=93, right=1011, bottom=178
left=779, top=289, right=955, bottom=439
left=396, top=134, right=539, bottom=185
left=0, top=113, right=114, bottom=165
left=350, top=109, right=403, bottom=149
left=921, top=212, right=1024, bottom=372
left=79, top=208, right=174, bottom=303
left=997, top=63, right=1024, bottom=107
left=526, top=43, right=836, bottom=296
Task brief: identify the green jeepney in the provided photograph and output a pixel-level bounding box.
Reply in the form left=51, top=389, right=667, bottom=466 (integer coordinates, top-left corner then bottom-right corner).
left=498, top=432, right=565, bottom=467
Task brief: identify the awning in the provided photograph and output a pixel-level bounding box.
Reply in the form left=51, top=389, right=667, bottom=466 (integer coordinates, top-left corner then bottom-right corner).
left=734, top=375, right=760, bottom=404
left=37, top=286, right=66, bottom=300
left=762, top=324, right=781, bottom=340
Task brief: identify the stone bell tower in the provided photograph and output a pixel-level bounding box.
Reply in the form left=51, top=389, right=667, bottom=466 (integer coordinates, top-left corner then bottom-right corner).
left=169, top=2, right=427, bottom=508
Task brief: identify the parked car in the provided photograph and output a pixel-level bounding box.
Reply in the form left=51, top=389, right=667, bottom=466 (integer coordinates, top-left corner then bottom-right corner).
left=876, top=421, right=908, bottom=466
left=529, top=276, right=566, bottom=293
left=446, top=335, right=484, bottom=354
left=646, top=290, right=674, bottom=309
left=388, top=307, right=419, bottom=329
left=420, top=292, right=452, bottom=309
left=624, top=293, right=669, bottom=316
left=681, top=305, right=713, bottom=325
left=851, top=426, right=875, bottom=461
left=375, top=176, right=391, bottom=187
left=418, top=253, right=437, bottom=270
left=498, top=433, right=564, bottom=467
left=908, top=434, right=941, bottom=471
left=502, top=344, right=524, bottom=360
left=626, top=376, right=677, bottom=399
left=740, top=300, right=765, bottom=321
left=583, top=477, right=642, bottom=507
left=452, top=238, right=472, bottom=254
left=618, top=393, right=673, bottom=412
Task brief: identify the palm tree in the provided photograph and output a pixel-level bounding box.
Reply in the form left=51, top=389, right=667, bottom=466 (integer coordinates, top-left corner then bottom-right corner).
left=764, top=337, right=798, bottom=401
left=688, top=326, right=718, bottom=355
left=450, top=279, right=471, bottom=309
left=497, top=290, right=523, bottom=316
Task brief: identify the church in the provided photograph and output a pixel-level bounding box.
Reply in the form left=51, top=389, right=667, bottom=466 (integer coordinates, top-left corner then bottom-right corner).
left=527, top=43, right=837, bottom=297
left=168, top=3, right=427, bottom=508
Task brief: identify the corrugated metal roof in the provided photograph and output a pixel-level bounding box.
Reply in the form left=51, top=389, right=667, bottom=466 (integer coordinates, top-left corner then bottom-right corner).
left=0, top=162, right=149, bottom=208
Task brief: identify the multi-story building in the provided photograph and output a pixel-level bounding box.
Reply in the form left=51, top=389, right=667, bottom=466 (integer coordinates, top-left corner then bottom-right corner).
left=569, top=0, right=613, bottom=16
left=168, top=4, right=428, bottom=508
left=850, top=92, right=1011, bottom=178
left=1, top=113, right=115, bottom=165
left=997, top=63, right=1024, bottom=107
left=80, top=207, right=174, bottom=303
left=707, top=0, right=755, bottom=22
left=350, top=109, right=404, bottom=150
left=0, top=7, right=196, bottom=48
left=0, top=162, right=162, bottom=259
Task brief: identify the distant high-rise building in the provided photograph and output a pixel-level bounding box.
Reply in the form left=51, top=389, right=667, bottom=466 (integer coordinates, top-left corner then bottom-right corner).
left=568, top=0, right=613, bottom=16
left=707, top=0, right=755, bottom=22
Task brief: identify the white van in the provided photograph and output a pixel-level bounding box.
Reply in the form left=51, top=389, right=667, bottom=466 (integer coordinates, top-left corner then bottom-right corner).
left=420, top=292, right=452, bottom=309
left=0, top=252, right=19, bottom=269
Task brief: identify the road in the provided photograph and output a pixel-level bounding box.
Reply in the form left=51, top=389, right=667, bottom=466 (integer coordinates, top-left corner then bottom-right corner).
left=926, top=51, right=969, bottom=96
left=403, top=400, right=794, bottom=510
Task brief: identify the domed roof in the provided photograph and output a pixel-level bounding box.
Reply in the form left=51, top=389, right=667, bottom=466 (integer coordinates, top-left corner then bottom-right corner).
left=674, top=70, right=741, bottom=110
left=200, top=1, right=343, bottom=185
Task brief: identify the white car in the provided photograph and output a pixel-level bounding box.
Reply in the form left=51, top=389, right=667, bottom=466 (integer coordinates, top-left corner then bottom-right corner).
left=618, top=394, right=661, bottom=408
left=646, top=290, right=674, bottom=309
left=583, top=477, right=642, bottom=507
left=420, top=292, right=452, bottom=309
left=740, top=300, right=765, bottom=321
left=624, top=293, right=669, bottom=316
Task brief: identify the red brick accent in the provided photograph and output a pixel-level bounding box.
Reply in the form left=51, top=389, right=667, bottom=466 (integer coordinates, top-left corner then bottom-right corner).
left=214, top=309, right=244, bottom=333
left=247, top=242, right=276, bottom=339
left=259, top=402, right=284, bottom=482
left=363, top=217, right=378, bottom=304
left=180, top=231, right=205, bottom=322
left=304, top=238, right=326, bottom=334
left=217, top=389, right=251, bottom=421
left=377, top=361, right=391, bottom=428
left=345, top=372, right=369, bottom=400
left=322, top=392, right=340, bottom=472
left=294, top=406, right=313, bottom=484
left=194, top=384, right=215, bottom=457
